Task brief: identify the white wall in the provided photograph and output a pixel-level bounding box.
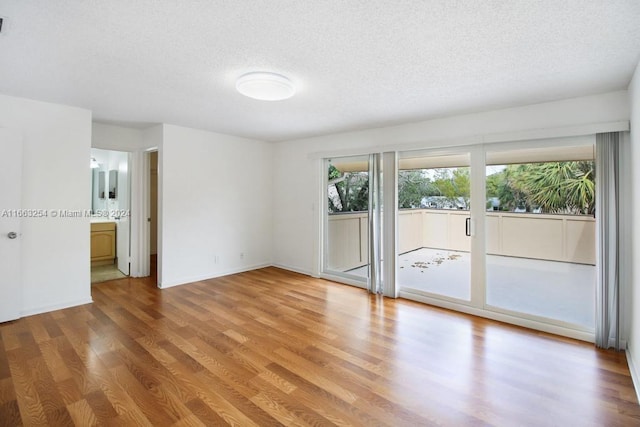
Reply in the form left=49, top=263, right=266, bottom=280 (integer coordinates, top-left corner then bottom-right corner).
left=272, top=91, right=630, bottom=275
left=627, top=61, right=640, bottom=397
left=92, top=122, right=144, bottom=151
left=160, top=124, right=273, bottom=287
left=0, top=93, right=92, bottom=315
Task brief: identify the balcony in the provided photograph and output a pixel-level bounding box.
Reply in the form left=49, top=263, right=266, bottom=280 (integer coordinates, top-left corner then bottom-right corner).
left=327, top=209, right=595, bottom=329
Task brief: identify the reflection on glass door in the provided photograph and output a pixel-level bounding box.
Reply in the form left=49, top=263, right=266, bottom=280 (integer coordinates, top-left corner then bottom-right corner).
left=484, top=145, right=596, bottom=329
left=324, top=156, right=370, bottom=282
left=397, top=152, right=472, bottom=301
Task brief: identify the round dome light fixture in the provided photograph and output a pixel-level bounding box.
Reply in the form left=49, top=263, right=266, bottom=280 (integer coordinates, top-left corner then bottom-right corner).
left=236, top=71, right=295, bottom=101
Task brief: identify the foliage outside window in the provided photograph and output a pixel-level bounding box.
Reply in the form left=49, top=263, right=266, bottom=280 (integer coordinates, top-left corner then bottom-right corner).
left=398, top=168, right=470, bottom=210
left=486, top=161, right=594, bottom=215
left=396, top=161, right=594, bottom=215
left=327, top=165, right=369, bottom=213
left=330, top=160, right=594, bottom=215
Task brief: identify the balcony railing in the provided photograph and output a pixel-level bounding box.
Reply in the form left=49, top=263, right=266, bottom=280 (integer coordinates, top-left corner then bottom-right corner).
left=327, top=209, right=595, bottom=272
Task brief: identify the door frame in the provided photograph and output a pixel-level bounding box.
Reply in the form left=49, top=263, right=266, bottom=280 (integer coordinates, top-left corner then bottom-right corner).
left=320, top=154, right=371, bottom=289
left=479, top=136, right=597, bottom=328
left=129, top=148, right=162, bottom=286
left=89, top=148, right=132, bottom=277
left=396, top=145, right=482, bottom=306
left=314, top=136, right=599, bottom=342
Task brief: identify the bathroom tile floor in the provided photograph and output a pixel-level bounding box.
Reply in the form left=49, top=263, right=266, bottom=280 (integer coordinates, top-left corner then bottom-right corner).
left=91, top=263, right=127, bottom=283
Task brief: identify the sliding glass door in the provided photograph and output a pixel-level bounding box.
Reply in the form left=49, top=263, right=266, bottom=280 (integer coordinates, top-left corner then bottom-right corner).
left=395, top=140, right=595, bottom=334
left=396, top=150, right=473, bottom=302
left=321, top=138, right=597, bottom=335
left=484, top=143, right=596, bottom=329
left=323, top=155, right=370, bottom=285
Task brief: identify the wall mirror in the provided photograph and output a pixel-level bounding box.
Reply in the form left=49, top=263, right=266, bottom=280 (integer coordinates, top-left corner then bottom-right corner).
left=98, top=170, right=106, bottom=199
left=109, top=170, right=117, bottom=199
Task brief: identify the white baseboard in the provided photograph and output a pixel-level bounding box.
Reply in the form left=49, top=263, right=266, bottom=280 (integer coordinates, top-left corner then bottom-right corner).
left=21, top=297, right=93, bottom=318
left=270, top=263, right=312, bottom=276
left=626, top=349, right=640, bottom=404
left=159, top=262, right=272, bottom=289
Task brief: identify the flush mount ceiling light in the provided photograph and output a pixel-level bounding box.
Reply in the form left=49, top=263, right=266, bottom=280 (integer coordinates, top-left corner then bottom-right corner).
left=236, top=72, right=295, bottom=101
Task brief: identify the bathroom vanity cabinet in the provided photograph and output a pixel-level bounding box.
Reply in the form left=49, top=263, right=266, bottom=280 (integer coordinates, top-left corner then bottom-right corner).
left=91, top=222, right=116, bottom=266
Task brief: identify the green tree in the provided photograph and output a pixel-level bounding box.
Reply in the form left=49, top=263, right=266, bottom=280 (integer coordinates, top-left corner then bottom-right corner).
left=498, top=165, right=531, bottom=211
left=327, top=165, right=369, bottom=212
left=432, top=168, right=470, bottom=209
left=522, top=161, right=594, bottom=214
left=486, top=161, right=595, bottom=214
left=398, top=170, right=432, bottom=208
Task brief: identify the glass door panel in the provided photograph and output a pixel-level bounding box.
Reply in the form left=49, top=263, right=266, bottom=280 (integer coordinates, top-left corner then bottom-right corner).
left=484, top=145, right=596, bottom=329
left=324, top=156, right=370, bottom=282
left=397, top=152, right=472, bottom=301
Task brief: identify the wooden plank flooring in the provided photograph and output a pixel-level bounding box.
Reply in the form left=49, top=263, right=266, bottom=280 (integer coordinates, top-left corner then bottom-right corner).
left=1, top=266, right=639, bottom=426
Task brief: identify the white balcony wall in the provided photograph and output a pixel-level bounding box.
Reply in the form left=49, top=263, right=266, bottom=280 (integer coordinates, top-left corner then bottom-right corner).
left=329, top=210, right=595, bottom=271
left=326, top=213, right=368, bottom=272
left=486, top=212, right=595, bottom=264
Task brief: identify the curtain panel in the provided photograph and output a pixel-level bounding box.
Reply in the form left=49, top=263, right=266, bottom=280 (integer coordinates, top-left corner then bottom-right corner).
left=595, top=132, right=621, bottom=349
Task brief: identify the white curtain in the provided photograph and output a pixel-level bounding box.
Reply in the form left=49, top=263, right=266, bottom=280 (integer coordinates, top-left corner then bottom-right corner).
left=595, top=132, right=621, bottom=349
left=381, top=152, right=398, bottom=298
left=368, top=153, right=383, bottom=294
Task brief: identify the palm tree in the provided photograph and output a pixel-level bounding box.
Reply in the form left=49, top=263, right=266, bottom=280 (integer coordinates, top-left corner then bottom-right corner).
left=489, top=161, right=595, bottom=215
left=522, top=162, right=594, bottom=214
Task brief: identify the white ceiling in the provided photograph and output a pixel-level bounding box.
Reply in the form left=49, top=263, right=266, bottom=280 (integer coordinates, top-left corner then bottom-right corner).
left=1, top=1, right=639, bottom=142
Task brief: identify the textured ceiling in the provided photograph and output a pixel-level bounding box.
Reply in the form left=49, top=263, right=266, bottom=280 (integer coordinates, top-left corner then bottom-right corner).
left=1, top=1, right=639, bottom=142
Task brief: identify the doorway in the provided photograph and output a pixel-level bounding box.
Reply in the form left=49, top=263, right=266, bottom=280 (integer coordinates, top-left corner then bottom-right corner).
left=90, top=148, right=131, bottom=283
left=149, top=151, right=158, bottom=281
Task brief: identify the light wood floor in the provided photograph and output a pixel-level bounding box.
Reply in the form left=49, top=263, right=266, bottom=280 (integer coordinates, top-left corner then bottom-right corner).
left=1, top=267, right=639, bottom=426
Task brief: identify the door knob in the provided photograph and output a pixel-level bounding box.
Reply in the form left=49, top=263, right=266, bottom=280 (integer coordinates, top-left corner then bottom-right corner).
left=7, top=232, right=17, bottom=239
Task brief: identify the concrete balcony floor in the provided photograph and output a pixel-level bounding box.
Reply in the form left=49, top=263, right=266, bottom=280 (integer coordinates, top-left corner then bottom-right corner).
left=347, top=248, right=595, bottom=329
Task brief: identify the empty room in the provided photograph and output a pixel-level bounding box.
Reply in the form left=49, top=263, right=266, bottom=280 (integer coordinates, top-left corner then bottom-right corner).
left=2, top=1, right=640, bottom=425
